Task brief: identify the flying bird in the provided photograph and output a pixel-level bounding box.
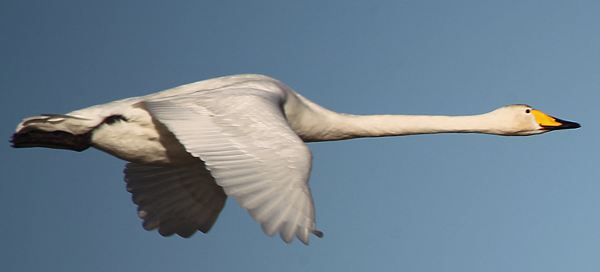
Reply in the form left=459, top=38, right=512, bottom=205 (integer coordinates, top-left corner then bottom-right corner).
left=11, top=74, right=580, bottom=244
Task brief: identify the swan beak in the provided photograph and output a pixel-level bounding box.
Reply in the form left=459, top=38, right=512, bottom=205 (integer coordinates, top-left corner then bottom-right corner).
left=532, top=109, right=581, bottom=131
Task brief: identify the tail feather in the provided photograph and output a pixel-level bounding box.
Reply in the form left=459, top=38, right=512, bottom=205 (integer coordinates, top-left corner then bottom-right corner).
left=11, top=129, right=91, bottom=151
left=12, top=114, right=95, bottom=152
left=16, top=114, right=93, bottom=133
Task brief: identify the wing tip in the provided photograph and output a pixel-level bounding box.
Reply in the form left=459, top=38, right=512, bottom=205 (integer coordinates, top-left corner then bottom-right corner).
left=312, top=229, right=324, bottom=238
left=284, top=228, right=324, bottom=245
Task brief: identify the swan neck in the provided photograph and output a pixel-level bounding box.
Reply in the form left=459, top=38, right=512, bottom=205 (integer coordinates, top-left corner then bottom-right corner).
left=282, top=90, right=495, bottom=142
left=339, top=114, right=495, bottom=139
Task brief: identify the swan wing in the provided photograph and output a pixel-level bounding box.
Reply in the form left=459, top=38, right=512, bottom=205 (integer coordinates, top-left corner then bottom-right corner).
left=124, top=162, right=227, bottom=237
left=144, top=88, right=321, bottom=244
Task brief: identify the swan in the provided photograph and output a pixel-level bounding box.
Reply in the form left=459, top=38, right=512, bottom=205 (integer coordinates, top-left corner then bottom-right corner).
left=11, top=74, right=580, bottom=244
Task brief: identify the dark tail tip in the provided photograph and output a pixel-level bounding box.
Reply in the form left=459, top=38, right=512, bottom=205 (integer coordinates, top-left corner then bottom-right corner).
left=11, top=130, right=91, bottom=152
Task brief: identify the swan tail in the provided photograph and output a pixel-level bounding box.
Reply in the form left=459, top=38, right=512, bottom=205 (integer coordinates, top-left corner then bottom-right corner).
left=11, top=114, right=95, bottom=152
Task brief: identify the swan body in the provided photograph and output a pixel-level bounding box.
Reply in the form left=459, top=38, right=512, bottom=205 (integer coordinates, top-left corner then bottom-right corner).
left=11, top=74, right=580, bottom=244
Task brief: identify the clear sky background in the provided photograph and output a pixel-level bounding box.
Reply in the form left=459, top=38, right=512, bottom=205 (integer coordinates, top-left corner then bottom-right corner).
left=1, top=1, right=598, bottom=271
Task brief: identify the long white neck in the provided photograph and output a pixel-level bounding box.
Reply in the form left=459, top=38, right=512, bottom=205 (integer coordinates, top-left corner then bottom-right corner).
left=325, top=114, right=496, bottom=140
left=284, top=92, right=497, bottom=142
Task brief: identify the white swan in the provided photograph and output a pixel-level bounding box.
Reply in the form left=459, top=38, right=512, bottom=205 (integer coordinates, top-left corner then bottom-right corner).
left=11, top=74, right=580, bottom=244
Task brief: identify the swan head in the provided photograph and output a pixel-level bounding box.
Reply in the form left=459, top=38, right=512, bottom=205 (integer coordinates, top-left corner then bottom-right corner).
left=487, top=104, right=580, bottom=136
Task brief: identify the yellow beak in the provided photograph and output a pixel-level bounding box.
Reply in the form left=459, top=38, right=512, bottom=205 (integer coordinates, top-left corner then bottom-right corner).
left=532, top=109, right=581, bottom=130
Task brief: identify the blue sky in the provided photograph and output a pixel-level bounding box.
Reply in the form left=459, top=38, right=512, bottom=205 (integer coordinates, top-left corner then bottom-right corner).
left=1, top=0, right=598, bottom=271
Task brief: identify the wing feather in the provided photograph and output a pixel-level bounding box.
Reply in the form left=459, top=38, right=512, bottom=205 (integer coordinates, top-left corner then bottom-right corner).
left=144, top=88, right=321, bottom=244
left=124, top=162, right=227, bottom=237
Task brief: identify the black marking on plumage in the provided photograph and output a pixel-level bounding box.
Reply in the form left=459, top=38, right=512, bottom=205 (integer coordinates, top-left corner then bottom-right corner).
left=11, top=130, right=92, bottom=152
left=10, top=114, right=128, bottom=152
left=103, top=114, right=128, bottom=125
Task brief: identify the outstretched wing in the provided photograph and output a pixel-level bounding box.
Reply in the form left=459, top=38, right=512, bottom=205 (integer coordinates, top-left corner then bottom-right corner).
left=124, top=162, right=227, bottom=237
left=144, top=88, right=321, bottom=244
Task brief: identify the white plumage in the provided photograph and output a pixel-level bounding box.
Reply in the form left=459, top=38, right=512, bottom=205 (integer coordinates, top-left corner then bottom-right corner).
left=12, top=74, right=579, bottom=244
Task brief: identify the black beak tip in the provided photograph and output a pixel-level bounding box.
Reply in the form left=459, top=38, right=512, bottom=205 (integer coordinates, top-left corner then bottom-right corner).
left=548, top=118, right=581, bottom=130
left=560, top=119, right=581, bottom=129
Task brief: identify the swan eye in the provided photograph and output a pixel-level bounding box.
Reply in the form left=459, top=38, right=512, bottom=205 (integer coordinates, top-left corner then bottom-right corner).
left=525, top=109, right=531, bottom=114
